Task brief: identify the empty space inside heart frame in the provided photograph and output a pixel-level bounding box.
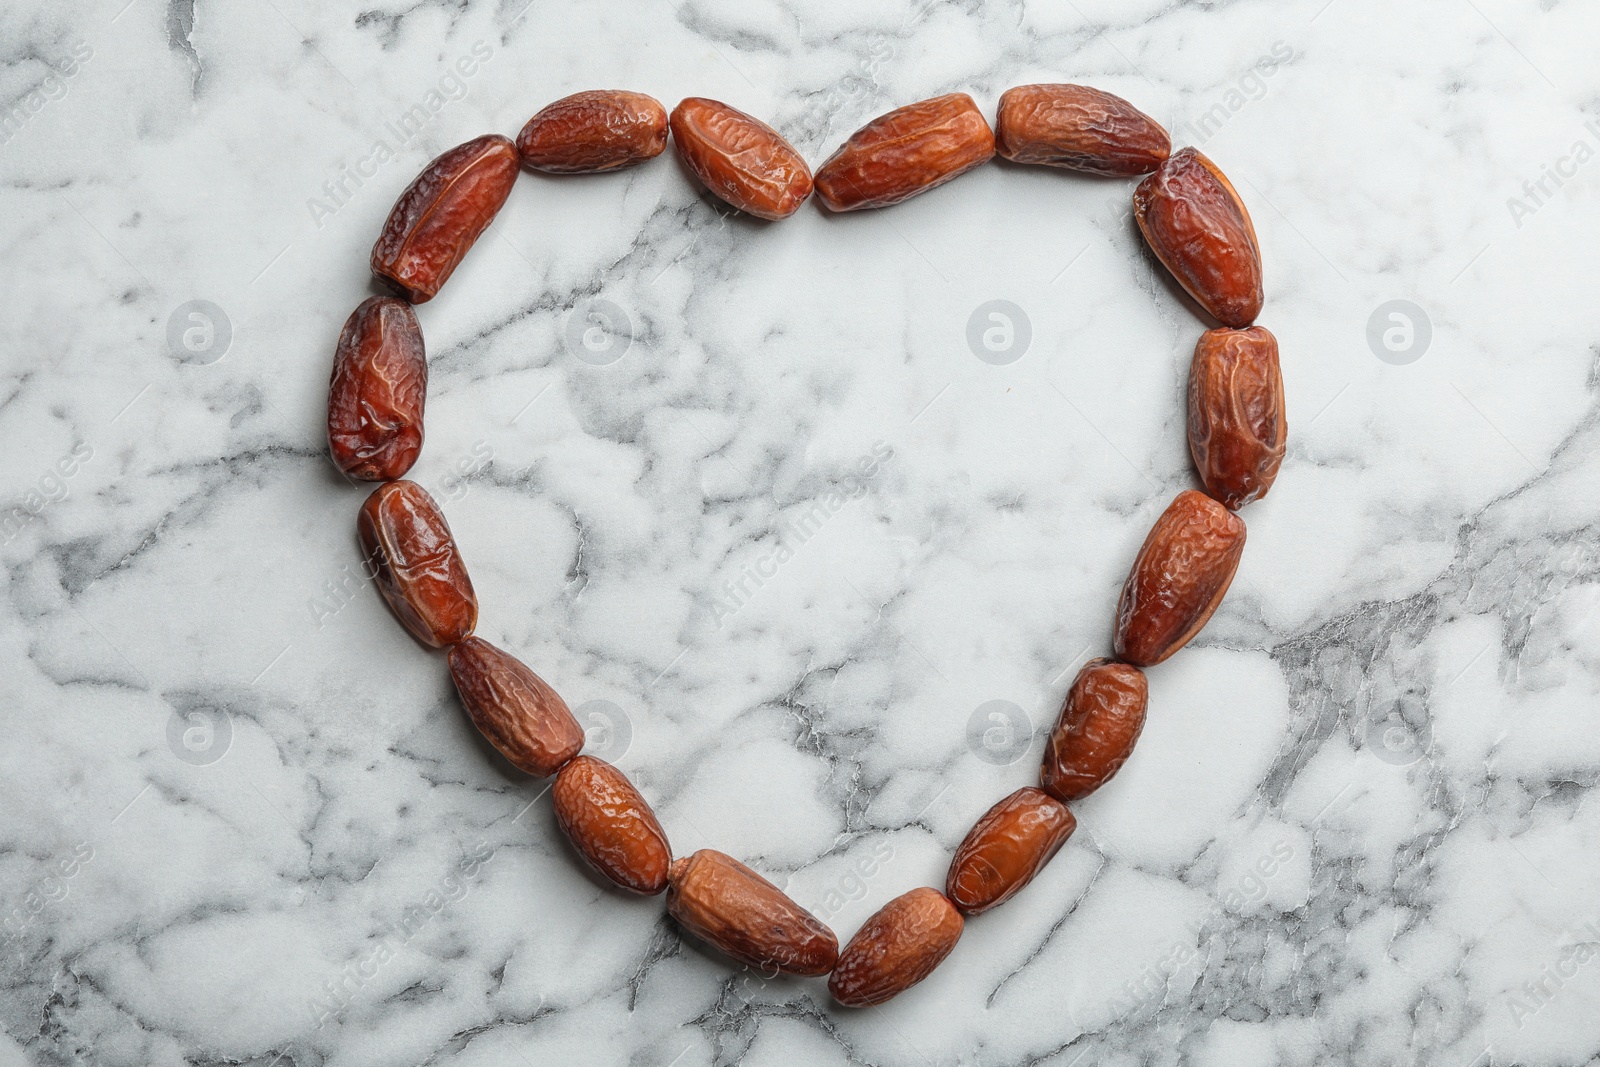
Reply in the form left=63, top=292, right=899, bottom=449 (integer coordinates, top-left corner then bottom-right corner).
left=325, top=82, right=1283, bottom=1008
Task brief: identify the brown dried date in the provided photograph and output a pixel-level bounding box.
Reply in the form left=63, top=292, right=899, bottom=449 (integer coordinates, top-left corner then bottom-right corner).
left=1039, top=659, right=1148, bottom=802
left=945, top=787, right=1075, bottom=915
left=1114, top=489, right=1246, bottom=667
left=668, top=98, right=812, bottom=220
left=667, top=849, right=839, bottom=976
left=371, top=134, right=520, bottom=303
left=358, top=480, right=477, bottom=648
left=1133, top=147, right=1263, bottom=328
left=828, top=887, right=963, bottom=1007
left=1189, top=326, right=1286, bottom=509
left=448, top=637, right=583, bottom=776
left=995, top=84, right=1169, bottom=176
left=517, top=90, right=668, bottom=173
left=552, top=756, right=671, bottom=893
left=326, top=296, right=426, bottom=481
left=814, top=93, right=995, bottom=212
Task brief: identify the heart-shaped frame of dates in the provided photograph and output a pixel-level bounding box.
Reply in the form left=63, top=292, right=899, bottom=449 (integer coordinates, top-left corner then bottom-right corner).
left=327, top=84, right=1286, bottom=1008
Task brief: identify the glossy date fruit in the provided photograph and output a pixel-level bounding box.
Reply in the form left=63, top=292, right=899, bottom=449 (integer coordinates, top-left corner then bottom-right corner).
left=553, top=756, right=671, bottom=893
left=1189, top=326, right=1286, bottom=509
left=668, top=98, right=812, bottom=220
left=448, top=637, right=583, bottom=776
left=371, top=134, right=520, bottom=303
left=1133, top=147, right=1263, bottom=328
left=828, top=887, right=963, bottom=1007
left=945, top=787, right=1075, bottom=915
left=667, top=849, right=839, bottom=976
left=814, top=93, right=995, bottom=212
left=358, top=480, right=477, bottom=647
left=1114, top=489, right=1246, bottom=667
left=995, top=84, right=1170, bottom=176
left=1039, top=659, right=1148, bottom=802
left=516, top=90, right=669, bottom=173
left=326, top=296, right=426, bottom=481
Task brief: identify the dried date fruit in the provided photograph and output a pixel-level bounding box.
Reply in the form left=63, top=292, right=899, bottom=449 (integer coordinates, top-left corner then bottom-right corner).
left=945, top=787, right=1075, bottom=915
left=814, top=93, right=995, bottom=212
left=1113, top=489, right=1246, bottom=667
left=995, top=83, right=1169, bottom=176
left=358, top=480, right=477, bottom=648
left=828, top=887, right=963, bottom=1007
left=1133, top=147, right=1263, bottom=328
left=1040, top=659, right=1148, bottom=802
left=667, top=849, right=838, bottom=976
left=668, top=98, right=812, bottom=220
left=326, top=296, right=426, bottom=481
left=517, top=90, right=669, bottom=173
left=448, top=637, right=583, bottom=776
left=371, top=134, right=520, bottom=303
left=1189, top=326, right=1286, bottom=509
left=552, top=755, right=671, bottom=893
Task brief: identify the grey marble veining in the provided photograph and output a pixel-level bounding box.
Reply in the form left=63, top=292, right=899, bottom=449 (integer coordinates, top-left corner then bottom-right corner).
left=2, top=0, right=1598, bottom=1064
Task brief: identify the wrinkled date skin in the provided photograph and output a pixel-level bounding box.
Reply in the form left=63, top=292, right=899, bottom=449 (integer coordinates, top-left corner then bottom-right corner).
left=667, top=850, right=839, bottom=976
left=945, top=787, right=1076, bottom=915
left=668, top=98, right=812, bottom=220
left=814, top=93, right=995, bottom=212
left=552, top=756, right=672, bottom=894
left=371, top=134, right=520, bottom=303
left=1133, top=147, right=1263, bottom=328
left=1040, top=659, right=1149, bottom=802
left=326, top=296, right=426, bottom=481
left=828, top=888, right=963, bottom=1007
left=995, top=84, right=1170, bottom=176
left=517, top=90, right=668, bottom=173
left=448, top=637, right=583, bottom=776
left=1189, top=326, right=1286, bottom=509
left=1114, top=489, right=1246, bottom=667
left=358, top=480, right=478, bottom=648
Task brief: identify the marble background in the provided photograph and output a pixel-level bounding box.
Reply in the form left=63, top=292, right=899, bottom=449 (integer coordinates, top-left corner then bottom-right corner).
left=3, top=0, right=1599, bottom=1063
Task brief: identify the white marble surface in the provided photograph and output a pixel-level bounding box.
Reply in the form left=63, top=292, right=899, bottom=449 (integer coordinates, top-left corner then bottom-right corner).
left=3, top=0, right=1599, bottom=1063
